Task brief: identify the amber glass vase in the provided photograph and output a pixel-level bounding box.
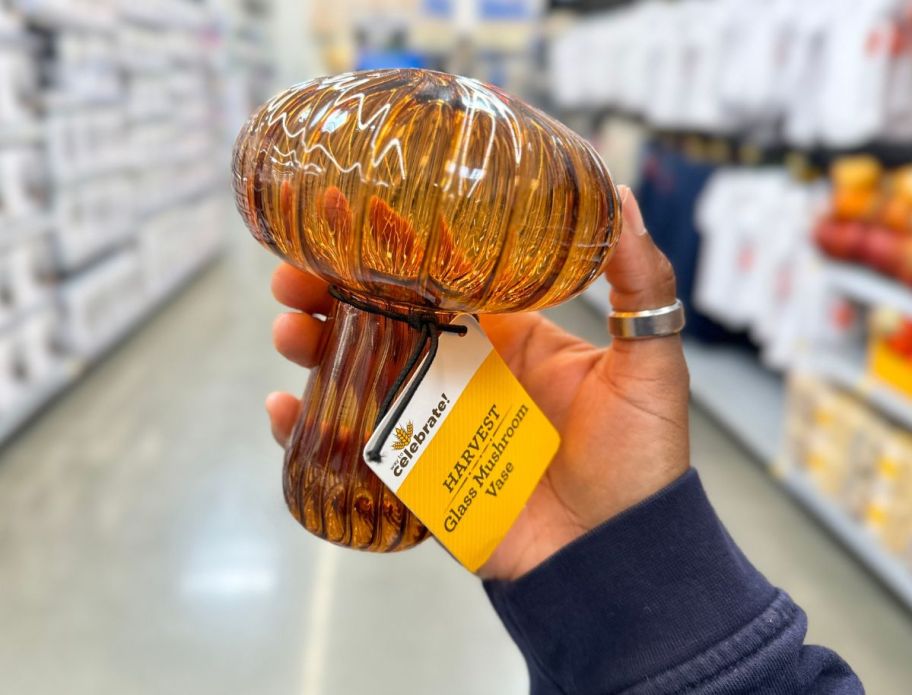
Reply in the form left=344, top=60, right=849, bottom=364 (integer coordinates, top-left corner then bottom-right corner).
left=233, top=69, right=622, bottom=552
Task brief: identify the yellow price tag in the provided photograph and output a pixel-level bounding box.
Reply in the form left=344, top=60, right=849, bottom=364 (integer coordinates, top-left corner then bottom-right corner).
left=364, top=316, right=560, bottom=572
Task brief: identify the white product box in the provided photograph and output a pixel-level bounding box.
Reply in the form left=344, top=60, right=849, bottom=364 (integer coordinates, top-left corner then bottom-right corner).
left=58, top=248, right=144, bottom=356
left=0, top=333, right=19, bottom=415
left=14, top=305, right=57, bottom=385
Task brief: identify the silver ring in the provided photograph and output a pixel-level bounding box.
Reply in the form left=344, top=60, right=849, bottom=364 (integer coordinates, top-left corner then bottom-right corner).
left=608, top=299, right=686, bottom=340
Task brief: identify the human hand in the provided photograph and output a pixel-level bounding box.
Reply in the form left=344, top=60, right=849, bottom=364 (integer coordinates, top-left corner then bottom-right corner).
left=266, top=187, right=690, bottom=581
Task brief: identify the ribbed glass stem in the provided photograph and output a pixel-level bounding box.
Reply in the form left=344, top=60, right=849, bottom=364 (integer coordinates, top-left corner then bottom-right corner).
left=284, top=299, right=443, bottom=551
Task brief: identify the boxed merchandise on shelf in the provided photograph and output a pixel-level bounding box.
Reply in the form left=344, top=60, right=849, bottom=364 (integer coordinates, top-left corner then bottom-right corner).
left=785, top=374, right=885, bottom=519
left=0, top=235, right=52, bottom=326
left=867, top=431, right=912, bottom=558
left=868, top=307, right=912, bottom=401
left=0, top=145, right=45, bottom=219
left=51, top=174, right=133, bottom=270
left=57, top=246, right=143, bottom=357
left=133, top=158, right=219, bottom=217
left=14, top=303, right=56, bottom=381
left=0, top=332, right=18, bottom=413
left=46, top=106, right=129, bottom=183
left=785, top=373, right=912, bottom=573
left=137, top=193, right=224, bottom=300
left=0, top=45, right=37, bottom=125
left=50, top=31, right=120, bottom=103
left=13, top=0, right=119, bottom=33
left=0, top=0, right=271, bottom=447
left=0, top=302, right=56, bottom=423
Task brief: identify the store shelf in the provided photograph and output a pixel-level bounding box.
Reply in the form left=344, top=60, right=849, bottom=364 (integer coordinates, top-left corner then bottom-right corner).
left=0, top=0, right=246, bottom=450
left=43, top=89, right=123, bottom=111
left=16, top=2, right=116, bottom=34
left=811, top=349, right=912, bottom=430
left=120, top=3, right=208, bottom=31
left=136, top=180, right=223, bottom=219
left=52, top=161, right=130, bottom=187
left=0, top=293, right=53, bottom=334
left=680, top=336, right=912, bottom=608
left=0, top=120, right=45, bottom=145
left=0, top=27, right=36, bottom=48
left=680, top=336, right=912, bottom=609
left=781, top=471, right=912, bottom=609
left=0, top=211, right=55, bottom=246
left=0, top=246, right=221, bottom=449
left=52, top=225, right=136, bottom=275
left=82, top=247, right=222, bottom=363
left=822, top=260, right=912, bottom=317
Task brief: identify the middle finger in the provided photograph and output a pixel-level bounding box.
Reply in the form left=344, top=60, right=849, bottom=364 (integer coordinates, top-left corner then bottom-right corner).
left=271, top=263, right=334, bottom=316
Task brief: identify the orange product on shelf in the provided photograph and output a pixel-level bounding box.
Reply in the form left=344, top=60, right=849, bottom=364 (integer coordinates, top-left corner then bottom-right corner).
left=881, top=166, right=912, bottom=232
left=869, top=308, right=912, bottom=399
left=830, top=156, right=884, bottom=222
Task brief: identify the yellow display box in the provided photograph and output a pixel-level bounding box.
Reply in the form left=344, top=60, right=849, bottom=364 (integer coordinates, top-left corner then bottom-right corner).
left=869, top=337, right=912, bottom=400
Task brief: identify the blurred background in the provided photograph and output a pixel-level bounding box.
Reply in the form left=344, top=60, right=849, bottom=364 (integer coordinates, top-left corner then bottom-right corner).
left=1, top=0, right=912, bottom=692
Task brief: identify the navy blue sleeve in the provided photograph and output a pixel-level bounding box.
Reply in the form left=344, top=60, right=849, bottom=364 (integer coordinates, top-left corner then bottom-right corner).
left=484, top=469, right=863, bottom=694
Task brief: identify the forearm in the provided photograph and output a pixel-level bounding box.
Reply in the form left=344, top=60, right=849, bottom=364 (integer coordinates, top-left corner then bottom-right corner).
left=484, top=470, right=862, bottom=694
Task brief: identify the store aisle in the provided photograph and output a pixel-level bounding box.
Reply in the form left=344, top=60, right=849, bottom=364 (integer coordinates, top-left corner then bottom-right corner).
left=0, top=228, right=911, bottom=694
left=0, top=233, right=526, bottom=695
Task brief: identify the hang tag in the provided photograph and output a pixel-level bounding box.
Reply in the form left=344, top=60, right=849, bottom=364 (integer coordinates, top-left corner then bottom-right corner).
left=364, top=316, right=560, bottom=572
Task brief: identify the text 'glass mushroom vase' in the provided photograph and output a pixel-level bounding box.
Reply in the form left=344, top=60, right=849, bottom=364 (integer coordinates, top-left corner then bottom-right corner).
left=233, top=69, right=622, bottom=552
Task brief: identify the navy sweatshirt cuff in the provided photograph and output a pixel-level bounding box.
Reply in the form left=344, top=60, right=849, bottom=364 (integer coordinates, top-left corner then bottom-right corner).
left=483, top=469, right=778, bottom=694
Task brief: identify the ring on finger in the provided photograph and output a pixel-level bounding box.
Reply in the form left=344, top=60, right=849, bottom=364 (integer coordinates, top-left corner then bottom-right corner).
left=608, top=299, right=686, bottom=340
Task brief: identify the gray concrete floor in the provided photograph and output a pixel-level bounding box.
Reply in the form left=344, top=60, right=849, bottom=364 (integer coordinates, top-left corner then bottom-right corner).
left=1, top=234, right=911, bottom=694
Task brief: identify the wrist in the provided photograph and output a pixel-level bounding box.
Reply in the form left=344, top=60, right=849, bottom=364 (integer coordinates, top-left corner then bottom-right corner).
left=480, top=460, right=690, bottom=581
left=478, top=496, right=588, bottom=580
left=483, top=469, right=777, bottom=694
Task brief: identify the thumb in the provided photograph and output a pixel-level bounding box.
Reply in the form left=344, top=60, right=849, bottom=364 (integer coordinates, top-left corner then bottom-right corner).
left=607, top=186, right=678, bottom=312
left=599, top=187, right=689, bottom=392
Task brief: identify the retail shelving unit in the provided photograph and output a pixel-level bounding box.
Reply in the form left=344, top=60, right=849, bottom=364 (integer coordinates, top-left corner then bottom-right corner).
left=0, top=247, right=217, bottom=446
left=801, top=259, right=912, bottom=433
left=0, top=0, right=273, bottom=447
left=823, top=260, right=912, bottom=318
left=555, top=0, right=912, bottom=613
left=781, top=471, right=912, bottom=608
left=581, top=284, right=912, bottom=610
left=687, top=335, right=912, bottom=609
left=810, top=348, right=912, bottom=432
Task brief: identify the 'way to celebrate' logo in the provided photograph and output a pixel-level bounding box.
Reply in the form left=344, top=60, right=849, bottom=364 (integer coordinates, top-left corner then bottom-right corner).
left=384, top=394, right=450, bottom=477
left=391, top=422, right=414, bottom=451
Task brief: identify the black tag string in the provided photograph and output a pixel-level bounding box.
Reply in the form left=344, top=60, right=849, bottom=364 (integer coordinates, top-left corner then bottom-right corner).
left=328, top=286, right=467, bottom=462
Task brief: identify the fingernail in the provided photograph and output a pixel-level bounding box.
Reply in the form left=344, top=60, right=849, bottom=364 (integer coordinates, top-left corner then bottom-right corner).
left=620, top=187, right=648, bottom=236
left=265, top=392, right=281, bottom=412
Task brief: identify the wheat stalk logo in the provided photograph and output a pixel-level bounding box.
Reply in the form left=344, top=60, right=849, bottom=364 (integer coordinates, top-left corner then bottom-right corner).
left=391, top=421, right=414, bottom=451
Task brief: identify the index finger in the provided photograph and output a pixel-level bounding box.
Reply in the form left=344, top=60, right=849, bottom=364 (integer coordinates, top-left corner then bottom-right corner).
left=271, top=263, right=334, bottom=316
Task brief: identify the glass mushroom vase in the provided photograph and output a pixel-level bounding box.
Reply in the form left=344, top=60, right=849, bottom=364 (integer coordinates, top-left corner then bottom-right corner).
left=232, top=69, right=622, bottom=552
